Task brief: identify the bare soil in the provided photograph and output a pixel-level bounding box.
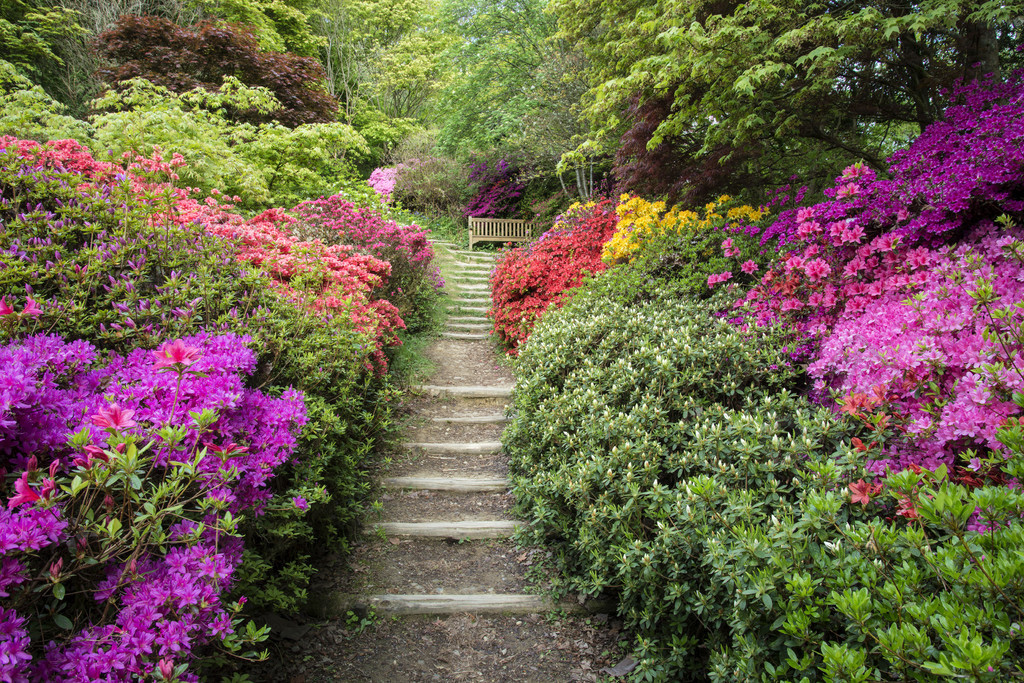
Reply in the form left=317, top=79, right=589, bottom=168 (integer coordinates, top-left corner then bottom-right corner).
left=419, top=340, right=514, bottom=386
left=248, top=610, right=628, bottom=683
left=379, top=490, right=515, bottom=523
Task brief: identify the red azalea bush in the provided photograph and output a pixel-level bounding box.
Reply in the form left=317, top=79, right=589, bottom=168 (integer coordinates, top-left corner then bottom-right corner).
left=489, top=199, right=618, bottom=352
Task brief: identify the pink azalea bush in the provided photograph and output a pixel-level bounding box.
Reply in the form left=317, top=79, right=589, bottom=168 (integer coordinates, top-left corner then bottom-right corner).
left=183, top=199, right=405, bottom=372
left=1, top=328, right=305, bottom=682
left=367, top=166, right=398, bottom=202
left=711, top=72, right=1024, bottom=472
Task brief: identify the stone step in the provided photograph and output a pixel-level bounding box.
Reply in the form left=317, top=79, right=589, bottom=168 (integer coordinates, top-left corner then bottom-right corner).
left=376, top=520, right=519, bottom=539
left=447, top=305, right=489, bottom=314
left=403, top=441, right=502, bottom=454
left=430, top=414, right=507, bottom=424
left=450, top=271, right=491, bottom=279
left=446, top=322, right=491, bottom=331
left=383, top=476, right=508, bottom=492
left=325, top=593, right=554, bottom=617
left=441, top=332, right=489, bottom=340
left=450, top=294, right=493, bottom=303
left=414, top=385, right=513, bottom=399
left=452, top=262, right=494, bottom=271
left=454, top=283, right=490, bottom=291
left=447, top=315, right=489, bottom=323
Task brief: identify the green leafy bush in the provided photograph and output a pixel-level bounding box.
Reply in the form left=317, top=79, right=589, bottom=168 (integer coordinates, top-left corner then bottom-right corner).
left=90, top=77, right=368, bottom=210
left=507, top=289, right=1024, bottom=680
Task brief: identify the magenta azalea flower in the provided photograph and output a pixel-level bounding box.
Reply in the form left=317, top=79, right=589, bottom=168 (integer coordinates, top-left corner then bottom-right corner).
left=0, top=297, right=13, bottom=316
left=292, top=496, right=309, bottom=510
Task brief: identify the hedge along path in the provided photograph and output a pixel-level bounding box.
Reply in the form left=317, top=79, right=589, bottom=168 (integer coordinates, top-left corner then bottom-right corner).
left=292, top=241, right=627, bottom=683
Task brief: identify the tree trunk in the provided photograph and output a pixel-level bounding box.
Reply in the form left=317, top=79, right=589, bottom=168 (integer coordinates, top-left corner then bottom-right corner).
left=960, top=21, right=1001, bottom=83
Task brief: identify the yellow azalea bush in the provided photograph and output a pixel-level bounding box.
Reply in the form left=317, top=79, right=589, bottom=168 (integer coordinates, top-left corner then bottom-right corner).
left=602, top=194, right=767, bottom=263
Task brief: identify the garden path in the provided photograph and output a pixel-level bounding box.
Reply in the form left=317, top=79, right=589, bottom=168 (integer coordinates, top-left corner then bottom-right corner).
left=259, top=242, right=626, bottom=682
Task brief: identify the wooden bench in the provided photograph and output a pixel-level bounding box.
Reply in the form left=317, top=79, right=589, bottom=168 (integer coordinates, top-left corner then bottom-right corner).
left=467, top=217, right=544, bottom=249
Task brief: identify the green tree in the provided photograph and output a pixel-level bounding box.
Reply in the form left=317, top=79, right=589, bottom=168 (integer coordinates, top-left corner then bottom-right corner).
left=551, top=0, right=1024, bottom=199
left=436, top=0, right=588, bottom=167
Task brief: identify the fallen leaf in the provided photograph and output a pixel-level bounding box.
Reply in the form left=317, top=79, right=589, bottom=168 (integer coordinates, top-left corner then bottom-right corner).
left=388, top=537, right=401, bottom=545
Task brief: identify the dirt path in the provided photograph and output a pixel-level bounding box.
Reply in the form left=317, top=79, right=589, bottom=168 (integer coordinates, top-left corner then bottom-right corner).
left=247, top=242, right=627, bottom=682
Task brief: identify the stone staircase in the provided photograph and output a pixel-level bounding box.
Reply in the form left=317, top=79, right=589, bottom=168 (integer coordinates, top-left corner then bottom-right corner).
left=328, top=242, right=556, bottom=618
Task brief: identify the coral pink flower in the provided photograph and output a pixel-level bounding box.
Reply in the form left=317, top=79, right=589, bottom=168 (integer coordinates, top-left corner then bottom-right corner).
left=740, top=260, right=758, bottom=274
left=158, top=658, right=175, bottom=679
left=90, top=404, right=137, bottom=431
left=152, top=339, right=201, bottom=369
left=20, top=298, right=42, bottom=316
left=7, top=472, right=40, bottom=509
left=849, top=479, right=881, bottom=505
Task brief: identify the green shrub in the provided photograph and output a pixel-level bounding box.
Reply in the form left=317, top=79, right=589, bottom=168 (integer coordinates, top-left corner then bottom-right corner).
left=507, top=290, right=1024, bottom=681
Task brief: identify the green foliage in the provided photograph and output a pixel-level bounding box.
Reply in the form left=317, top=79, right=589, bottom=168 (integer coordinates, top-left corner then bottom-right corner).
left=0, top=0, right=84, bottom=80
left=350, top=107, right=423, bottom=172
left=90, top=77, right=367, bottom=209
left=315, top=0, right=448, bottom=127
left=436, top=0, right=587, bottom=170
left=0, top=59, right=93, bottom=142
left=550, top=0, right=1024, bottom=194
left=508, top=284, right=1024, bottom=680
left=200, top=0, right=323, bottom=56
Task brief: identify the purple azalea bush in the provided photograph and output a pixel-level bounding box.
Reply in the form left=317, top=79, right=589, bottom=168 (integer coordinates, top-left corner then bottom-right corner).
left=1, top=325, right=305, bottom=682
left=463, top=159, right=527, bottom=218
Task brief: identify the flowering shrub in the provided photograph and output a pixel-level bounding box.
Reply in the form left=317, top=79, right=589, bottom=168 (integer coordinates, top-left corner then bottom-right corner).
left=601, top=194, right=766, bottom=264
left=808, top=228, right=1024, bottom=472
left=291, top=194, right=443, bottom=333
left=1, top=331, right=304, bottom=681
left=463, top=158, right=526, bottom=218
left=489, top=200, right=618, bottom=352
left=0, top=137, right=401, bottom=615
left=186, top=199, right=405, bottom=371
left=367, top=166, right=398, bottom=202
left=739, top=72, right=1024, bottom=339
left=712, top=73, right=1024, bottom=471
left=390, top=155, right=469, bottom=219
left=508, top=288, right=1024, bottom=680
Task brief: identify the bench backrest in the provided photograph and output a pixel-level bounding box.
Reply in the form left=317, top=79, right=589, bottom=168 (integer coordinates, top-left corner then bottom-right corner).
left=467, top=217, right=546, bottom=248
